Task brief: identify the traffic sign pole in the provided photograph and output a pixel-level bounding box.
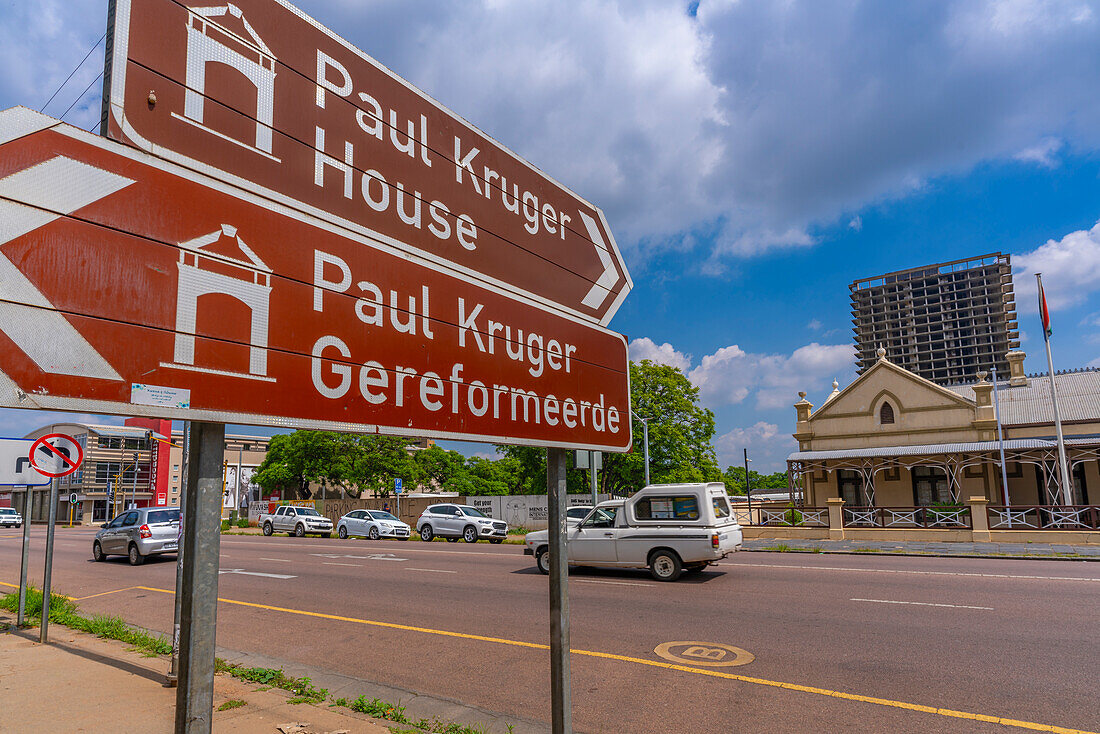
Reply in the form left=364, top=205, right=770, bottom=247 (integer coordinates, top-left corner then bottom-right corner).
left=40, top=476, right=60, bottom=643
left=17, top=484, right=31, bottom=626
left=175, top=421, right=225, bottom=733
left=546, top=447, right=572, bottom=734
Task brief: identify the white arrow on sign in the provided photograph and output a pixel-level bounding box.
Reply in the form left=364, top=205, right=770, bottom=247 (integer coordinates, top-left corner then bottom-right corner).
left=579, top=211, right=619, bottom=310
left=0, top=155, right=134, bottom=380
left=218, top=568, right=297, bottom=579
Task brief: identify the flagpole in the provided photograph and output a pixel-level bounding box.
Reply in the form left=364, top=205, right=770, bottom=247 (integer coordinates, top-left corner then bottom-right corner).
left=991, top=366, right=1010, bottom=506
left=1036, top=273, right=1072, bottom=506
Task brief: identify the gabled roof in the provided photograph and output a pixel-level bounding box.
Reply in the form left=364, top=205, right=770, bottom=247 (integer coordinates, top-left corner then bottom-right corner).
left=180, top=224, right=271, bottom=272
left=809, top=356, right=974, bottom=420
left=946, top=371, right=1100, bottom=425
left=190, top=3, right=274, bottom=57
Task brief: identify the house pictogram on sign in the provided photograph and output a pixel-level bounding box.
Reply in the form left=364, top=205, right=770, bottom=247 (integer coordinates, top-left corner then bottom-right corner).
left=162, top=224, right=275, bottom=383
left=173, top=3, right=280, bottom=160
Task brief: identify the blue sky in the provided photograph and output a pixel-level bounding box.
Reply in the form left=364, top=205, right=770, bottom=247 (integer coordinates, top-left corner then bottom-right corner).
left=2, top=0, right=1100, bottom=472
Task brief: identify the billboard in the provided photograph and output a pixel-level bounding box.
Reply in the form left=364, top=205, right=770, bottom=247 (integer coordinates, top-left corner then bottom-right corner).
left=102, top=0, right=632, bottom=325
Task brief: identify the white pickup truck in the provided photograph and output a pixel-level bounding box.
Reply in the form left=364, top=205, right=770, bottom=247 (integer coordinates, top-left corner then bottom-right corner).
left=259, top=505, right=334, bottom=538
left=524, top=483, right=742, bottom=581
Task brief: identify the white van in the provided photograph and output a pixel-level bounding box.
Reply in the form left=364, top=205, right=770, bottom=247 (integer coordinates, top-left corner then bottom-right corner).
left=524, top=482, right=742, bottom=581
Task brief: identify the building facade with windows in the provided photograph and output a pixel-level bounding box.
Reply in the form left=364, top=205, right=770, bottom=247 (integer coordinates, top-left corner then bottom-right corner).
left=850, top=253, right=1020, bottom=385
left=788, top=349, right=1099, bottom=515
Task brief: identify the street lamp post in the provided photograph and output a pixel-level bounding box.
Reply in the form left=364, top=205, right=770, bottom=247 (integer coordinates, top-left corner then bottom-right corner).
left=631, top=411, right=650, bottom=487
left=744, top=449, right=753, bottom=519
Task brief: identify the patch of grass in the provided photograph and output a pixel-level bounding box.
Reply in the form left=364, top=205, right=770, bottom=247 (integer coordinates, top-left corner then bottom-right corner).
left=214, top=662, right=327, bottom=704
left=762, top=544, right=793, bottom=552
left=852, top=547, right=879, bottom=553
left=217, top=699, right=246, bottom=711
left=811, top=547, right=823, bottom=553
left=236, top=518, right=249, bottom=528
left=0, top=587, right=172, bottom=656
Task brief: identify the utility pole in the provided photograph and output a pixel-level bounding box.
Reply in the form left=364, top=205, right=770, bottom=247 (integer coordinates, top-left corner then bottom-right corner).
left=631, top=412, right=650, bottom=488
left=130, top=450, right=138, bottom=509
left=168, top=421, right=190, bottom=687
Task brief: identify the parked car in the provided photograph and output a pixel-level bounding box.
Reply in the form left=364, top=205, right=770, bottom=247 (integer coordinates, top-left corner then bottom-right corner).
left=524, top=483, right=743, bottom=581
left=416, top=504, right=508, bottom=543
left=259, top=505, right=333, bottom=537
left=92, top=507, right=180, bottom=566
left=0, top=507, right=21, bottom=528
left=337, top=509, right=411, bottom=540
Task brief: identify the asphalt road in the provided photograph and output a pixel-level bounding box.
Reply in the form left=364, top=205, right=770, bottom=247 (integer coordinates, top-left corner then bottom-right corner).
left=2, top=527, right=1098, bottom=733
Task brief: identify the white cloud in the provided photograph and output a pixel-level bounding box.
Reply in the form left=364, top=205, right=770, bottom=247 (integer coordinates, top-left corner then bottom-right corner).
left=807, top=318, right=823, bottom=330
left=848, top=216, right=863, bottom=232
left=628, top=337, right=692, bottom=372
left=714, top=421, right=794, bottom=471
left=1015, top=220, right=1100, bottom=310
left=1014, top=137, right=1064, bottom=167
left=688, top=342, right=854, bottom=410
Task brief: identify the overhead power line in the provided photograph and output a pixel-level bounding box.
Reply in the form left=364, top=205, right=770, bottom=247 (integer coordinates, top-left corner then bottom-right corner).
left=41, top=32, right=107, bottom=115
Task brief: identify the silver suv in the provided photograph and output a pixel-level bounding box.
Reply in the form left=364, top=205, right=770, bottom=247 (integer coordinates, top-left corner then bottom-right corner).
left=416, top=504, right=508, bottom=544
left=93, top=507, right=180, bottom=566
left=0, top=507, right=21, bottom=528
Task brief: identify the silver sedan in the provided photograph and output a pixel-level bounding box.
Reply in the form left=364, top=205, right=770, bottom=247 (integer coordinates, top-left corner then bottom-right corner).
left=337, top=509, right=411, bottom=540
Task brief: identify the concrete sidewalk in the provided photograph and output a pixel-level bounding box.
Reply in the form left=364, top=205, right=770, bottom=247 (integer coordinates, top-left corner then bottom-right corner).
left=743, top=536, right=1100, bottom=558
left=0, top=615, right=389, bottom=733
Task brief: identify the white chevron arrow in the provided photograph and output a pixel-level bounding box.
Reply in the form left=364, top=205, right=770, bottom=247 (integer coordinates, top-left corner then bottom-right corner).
left=579, top=211, right=619, bottom=310
left=0, top=155, right=135, bottom=380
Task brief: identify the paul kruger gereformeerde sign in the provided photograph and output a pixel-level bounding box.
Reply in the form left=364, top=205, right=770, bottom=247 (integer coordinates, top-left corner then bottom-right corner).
left=104, top=0, right=632, bottom=325
left=0, top=108, right=630, bottom=450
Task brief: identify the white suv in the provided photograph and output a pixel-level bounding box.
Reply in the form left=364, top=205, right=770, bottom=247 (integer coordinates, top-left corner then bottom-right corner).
left=416, top=504, right=508, bottom=544
left=0, top=507, right=21, bottom=528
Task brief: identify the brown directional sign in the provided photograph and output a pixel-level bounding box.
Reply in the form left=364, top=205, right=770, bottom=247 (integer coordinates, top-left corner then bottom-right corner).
left=0, top=108, right=631, bottom=451
left=102, top=0, right=632, bottom=325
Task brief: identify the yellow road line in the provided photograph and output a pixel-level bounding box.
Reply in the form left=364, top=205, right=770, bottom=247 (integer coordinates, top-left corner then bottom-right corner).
left=72, top=586, right=141, bottom=601
left=0, top=580, right=75, bottom=600
left=134, top=585, right=1095, bottom=734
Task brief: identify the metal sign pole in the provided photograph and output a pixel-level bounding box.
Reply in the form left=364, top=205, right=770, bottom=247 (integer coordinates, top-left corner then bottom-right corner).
left=589, top=451, right=598, bottom=507
left=168, top=421, right=190, bottom=687
left=39, top=476, right=60, bottom=643
left=17, top=484, right=31, bottom=626
left=175, top=421, right=225, bottom=733
left=546, top=447, right=572, bottom=734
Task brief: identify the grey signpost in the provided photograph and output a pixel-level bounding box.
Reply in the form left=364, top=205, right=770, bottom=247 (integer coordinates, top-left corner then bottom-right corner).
left=175, top=421, right=225, bottom=733
left=546, top=447, right=571, bottom=734
left=17, top=484, right=31, bottom=626
left=39, top=475, right=60, bottom=643
left=168, top=421, right=190, bottom=687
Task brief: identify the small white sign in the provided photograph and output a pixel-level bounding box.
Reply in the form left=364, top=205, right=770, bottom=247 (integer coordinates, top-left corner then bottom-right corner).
left=131, top=383, right=190, bottom=409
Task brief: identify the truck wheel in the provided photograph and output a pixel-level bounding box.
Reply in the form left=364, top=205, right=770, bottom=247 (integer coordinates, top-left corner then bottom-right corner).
left=294, top=524, right=305, bottom=537
left=463, top=525, right=478, bottom=543
left=648, top=550, right=682, bottom=582
left=420, top=524, right=434, bottom=542
left=535, top=547, right=551, bottom=574
left=262, top=523, right=273, bottom=536
left=128, top=543, right=145, bottom=566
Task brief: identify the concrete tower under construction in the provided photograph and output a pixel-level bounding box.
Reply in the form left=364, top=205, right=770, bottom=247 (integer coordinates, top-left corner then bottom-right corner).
left=850, top=253, right=1020, bottom=384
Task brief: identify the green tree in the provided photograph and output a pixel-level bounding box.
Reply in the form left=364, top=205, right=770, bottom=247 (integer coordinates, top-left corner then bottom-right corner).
left=252, top=431, right=356, bottom=500
left=347, top=435, right=421, bottom=497
left=722, top=467, right=789, bottom=495
left=494, top=360, right=723, bottom=496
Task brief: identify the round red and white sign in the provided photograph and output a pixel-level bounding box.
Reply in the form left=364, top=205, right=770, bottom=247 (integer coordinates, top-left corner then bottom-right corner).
left=29, top=433, right=83, bottom=478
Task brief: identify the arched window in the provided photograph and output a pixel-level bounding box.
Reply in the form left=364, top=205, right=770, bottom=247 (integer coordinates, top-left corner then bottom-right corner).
left=880, top=402, right=895, bottom=424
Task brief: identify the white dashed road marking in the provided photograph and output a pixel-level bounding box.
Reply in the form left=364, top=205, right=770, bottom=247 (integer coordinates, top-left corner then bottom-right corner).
left=850, top=598, right=993, bottom=610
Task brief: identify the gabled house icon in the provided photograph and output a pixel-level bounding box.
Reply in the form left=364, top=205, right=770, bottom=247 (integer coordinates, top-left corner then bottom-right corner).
left=173, top=3, right=280, bottom=160
left=162, top=224, right=275, bottom=383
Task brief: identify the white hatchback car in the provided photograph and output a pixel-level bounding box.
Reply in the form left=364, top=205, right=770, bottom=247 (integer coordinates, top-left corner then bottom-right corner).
left=337, top=509, right=411, bottom=540
left=416, top=504, right=508, bottom=543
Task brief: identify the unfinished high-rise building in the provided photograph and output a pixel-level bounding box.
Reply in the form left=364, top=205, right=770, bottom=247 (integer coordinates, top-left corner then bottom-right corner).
left=850, top=253, right=1020, bottom=384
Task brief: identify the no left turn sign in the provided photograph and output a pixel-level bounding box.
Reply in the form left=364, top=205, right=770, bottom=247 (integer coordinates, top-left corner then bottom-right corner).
left=29, top=433, right=83, bottom=478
